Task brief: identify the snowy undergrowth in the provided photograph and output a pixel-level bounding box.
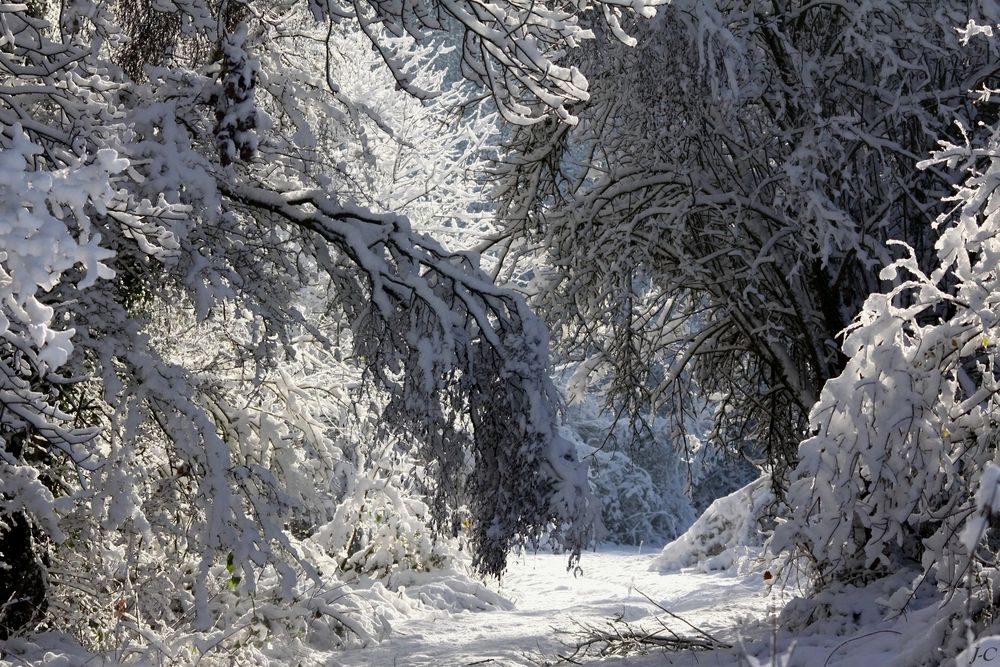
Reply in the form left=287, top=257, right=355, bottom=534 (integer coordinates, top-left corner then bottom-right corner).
left=604, top=570, right=962, bottom=667
left=631, top=479, right=964, bottom=666
left=650, top=476, right=776, bottom=574
left=0, top=298, right=519, bottom=665
left=561, top=418, right=696, bottom=547
left=557, top=372, right=755, bottom=548
left=635, top=475, right=977, bottom=666
left=1, top=529, right=510, bottom=667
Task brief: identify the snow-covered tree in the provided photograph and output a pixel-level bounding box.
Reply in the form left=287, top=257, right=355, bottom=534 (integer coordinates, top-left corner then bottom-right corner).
left=559, top=394, right=698, bottom=546
left=557, top=365, right=756, bottom=546
left=770, top=22, right=1000, bottom=658
left=488, top=0, right=1000, bottom=485
left=0, top=0, right=658, bottom=645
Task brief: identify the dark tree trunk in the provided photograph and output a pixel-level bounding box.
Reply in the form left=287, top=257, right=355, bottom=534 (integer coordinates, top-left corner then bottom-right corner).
left=0, top=432, right=48, bottom=638
left=0, top=512, right=48, bottom=638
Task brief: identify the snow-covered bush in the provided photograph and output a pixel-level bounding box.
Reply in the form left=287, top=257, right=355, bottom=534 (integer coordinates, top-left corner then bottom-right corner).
left=651, top=476, right=775, bottom=573
left=313, top=449, right=452, bottom=579
left=555, top=362, right=759, bottom=547
left=566, top=427, right=690, bottom=547
left=769, top=22, right=1000, bottom=660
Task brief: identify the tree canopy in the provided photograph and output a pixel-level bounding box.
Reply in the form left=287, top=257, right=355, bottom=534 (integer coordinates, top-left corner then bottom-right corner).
left=9, top=0, right=1000, bottom=664
left=0, top=0, right=655, bottom=643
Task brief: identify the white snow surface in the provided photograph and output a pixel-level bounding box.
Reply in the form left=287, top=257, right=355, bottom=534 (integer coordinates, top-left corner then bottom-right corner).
left=335, top=545, right=783, bottom=666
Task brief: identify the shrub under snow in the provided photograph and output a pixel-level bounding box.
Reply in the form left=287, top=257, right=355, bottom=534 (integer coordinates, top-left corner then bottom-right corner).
left=650, top=476, right=775, bottom=573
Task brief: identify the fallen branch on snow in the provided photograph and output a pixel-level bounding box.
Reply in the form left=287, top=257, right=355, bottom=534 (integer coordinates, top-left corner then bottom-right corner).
left=549, top=591, right=731, bottom=664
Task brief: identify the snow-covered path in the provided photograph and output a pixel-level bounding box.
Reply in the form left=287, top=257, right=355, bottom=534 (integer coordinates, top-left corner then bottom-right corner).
left=336, top=546, right=783, bottom=666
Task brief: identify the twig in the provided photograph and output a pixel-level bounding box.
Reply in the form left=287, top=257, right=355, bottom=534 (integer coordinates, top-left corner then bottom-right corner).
left=635, top=588, right=728, bottom=647
left=822, top=630, right=903, bottom=667
left=551, top=615, right=730, bottom=664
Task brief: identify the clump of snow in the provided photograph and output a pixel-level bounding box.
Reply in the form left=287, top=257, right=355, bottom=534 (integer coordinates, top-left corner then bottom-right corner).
left=650, top=476, right=774, bottom=573
left=387, top=570, right=513, bottom=613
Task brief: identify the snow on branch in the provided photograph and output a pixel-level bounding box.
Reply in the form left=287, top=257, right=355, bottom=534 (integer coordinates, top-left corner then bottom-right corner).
left=221, top=183, right=598, bottom=575
left=315, top=0, right=664, bottom=124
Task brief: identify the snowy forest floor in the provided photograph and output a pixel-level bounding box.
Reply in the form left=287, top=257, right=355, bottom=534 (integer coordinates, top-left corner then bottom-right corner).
left=320, top=546, right=770, bottom=666
left=336, top=544, right=778, bottom=666
left=336, top=545, right=951, bottom=667
left=0, top=543, right=973, bottom=666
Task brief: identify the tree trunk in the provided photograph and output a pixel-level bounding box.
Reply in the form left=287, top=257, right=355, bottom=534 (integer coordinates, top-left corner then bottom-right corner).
left=0, top=432, right=48, bottom=638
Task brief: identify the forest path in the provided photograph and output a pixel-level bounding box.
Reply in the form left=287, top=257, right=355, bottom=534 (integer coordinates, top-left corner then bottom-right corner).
left=335, top=546, right=781, bottom=666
